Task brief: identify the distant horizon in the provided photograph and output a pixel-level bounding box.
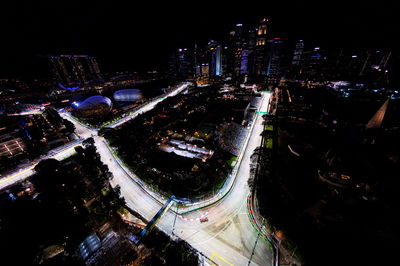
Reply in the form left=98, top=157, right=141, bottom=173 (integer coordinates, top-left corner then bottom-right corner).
left=1, top=1, right=399, bottom=79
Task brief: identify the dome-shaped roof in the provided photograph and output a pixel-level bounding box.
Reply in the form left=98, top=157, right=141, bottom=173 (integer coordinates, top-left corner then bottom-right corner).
left=80, top=96, right=112, bottom=107
left=76, top=95, right=112, bottom=118
left=113, top=89, right=143, bottom=102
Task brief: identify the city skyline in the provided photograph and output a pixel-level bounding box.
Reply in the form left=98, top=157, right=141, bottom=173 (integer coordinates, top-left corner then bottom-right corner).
left=1, top=1, right=399, bottom=78
left=1, top=2, right=399, bottom=266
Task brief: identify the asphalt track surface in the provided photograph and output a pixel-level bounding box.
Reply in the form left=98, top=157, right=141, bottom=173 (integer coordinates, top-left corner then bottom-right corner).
left=1, top=84, right=273, bottom=266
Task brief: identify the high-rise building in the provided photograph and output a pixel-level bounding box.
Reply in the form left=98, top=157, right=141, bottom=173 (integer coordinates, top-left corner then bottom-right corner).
left=49, top=55, right=102, bottom=86
left=224, top=31, right=236, bottom=77
left=245, top=28, right=257, bottom=78
left=193, top=45, right=209, bottom=77
left=208, top=40, right=222, bottom=76
left=233, top=24, right=245, bottom=77
left=299, top=47, right=327, bottom=79
left=221, top=46, right=230, bottom=75
left=266, top=38, right=289, bottom=77
left=177, top=48, right=192, bottom=78
left=169, top=48, right=193, bottom=78
left=194, top=44, right=201, bottom=76
left=240, top=49, right=250, bottom=75
left=201, top=64, right=210, bottom=77
left=291, top=40, right=304, bottom=66
left=254, top=18, right=270, bottom=76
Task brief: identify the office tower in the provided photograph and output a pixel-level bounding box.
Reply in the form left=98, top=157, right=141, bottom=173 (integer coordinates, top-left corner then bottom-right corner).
left=193, top=45, right=210, bottom=77
left=221, top=46, right=229, bottom=76
left=194, top=44, right=201, bottom=76
left=208, top=40, right=222, bottom=76
left=266, top=38, right=289, bottom=78
left=245, top=28, right=257, bottom=78
left=201, top=63, right=210, bottom=77
left=240, top=49, right=249, bottom=75
left=233, top=24, right=245, bottom=77
left=168, top=52, right=178, bottom=77
left=225, top=31, right=236, bottom=77
left=291, top=40, right=304, bottom=66
left=299, top=47, right=327, bottom=79
left=254, top=18, right=270, bottom=76
left=177, top=48, right=192, bottom=78
left=169, top=48, right=193, bottom=79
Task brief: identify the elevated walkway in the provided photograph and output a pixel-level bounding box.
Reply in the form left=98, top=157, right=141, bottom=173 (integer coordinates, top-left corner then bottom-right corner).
left=130, top=196, right=175, bottom=244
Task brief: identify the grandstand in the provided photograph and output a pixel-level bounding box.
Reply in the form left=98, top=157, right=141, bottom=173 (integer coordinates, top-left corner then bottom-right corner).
left=218, top=122, right=248, bottom=156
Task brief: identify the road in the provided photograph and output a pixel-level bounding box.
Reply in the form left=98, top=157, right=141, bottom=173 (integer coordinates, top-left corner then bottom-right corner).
left=0, top=108, right=98, bottom=190
left=0, top=83, right=189, bottom=190
left=0, top=141, right=80, bottom=189
left=105, top=83, right=190, bottom=128
left=92, top=91, right=273, bottom=265
left=168, top=92, right=273, bottom=265
left=1, top=83, right=274, bottom=265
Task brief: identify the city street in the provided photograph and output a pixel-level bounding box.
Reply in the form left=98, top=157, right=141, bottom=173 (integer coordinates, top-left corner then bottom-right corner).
left=2, top=5, right=396, bottom=264
left=1, top=83, right=274, bottom=265
left=106, top=83, right=190, bottom=128
left=93, top=92, right=273, bottom=265
left=0, top=141, right=81, bottom=190
left=0, top=83, right=189, bottom=190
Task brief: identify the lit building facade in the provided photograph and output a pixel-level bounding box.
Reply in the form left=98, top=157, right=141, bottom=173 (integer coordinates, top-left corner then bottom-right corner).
left=177, top=48, right=192, bottom=78
left=245, top=28, right=257, bottom=78
left=299, top=47, right=327, bottom=78
left=233, top=24, right=245, bottom=77
left=291, top=40, right=304, bottom=66
left=266, top=38, right=289, bottom=78
left=254, top=18, right=270, bottom=76
left=208, top=40, right=222, bottom=76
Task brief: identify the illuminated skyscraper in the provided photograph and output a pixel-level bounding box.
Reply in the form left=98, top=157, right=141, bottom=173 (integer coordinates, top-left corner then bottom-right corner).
left=194, top=44, right=201, bottom=76
left=221, top=46, right=229, bottom=75
left=169, top=48, right=193, bottom=78
left=224, top=31, right=236, bottom=76
left=266, top=38, right=289, bottom=78
left=192, top=45, right=209, bottom=77
left=233, top=24, right=245, bottom=77
left=240, top=49, right=249, bottom=74
left=177, top=48, right=192, bottom=77
left=208, top=40, right=222, bottom=76
left=291, top=40, right=304, bottom=66
left=254, top=18, right=270, bottom=76
left=245, top=28, right=257, bottom=78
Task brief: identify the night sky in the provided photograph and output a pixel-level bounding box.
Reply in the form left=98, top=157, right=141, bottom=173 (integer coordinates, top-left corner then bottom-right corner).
left=1, top=0, right=398, bottom=78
